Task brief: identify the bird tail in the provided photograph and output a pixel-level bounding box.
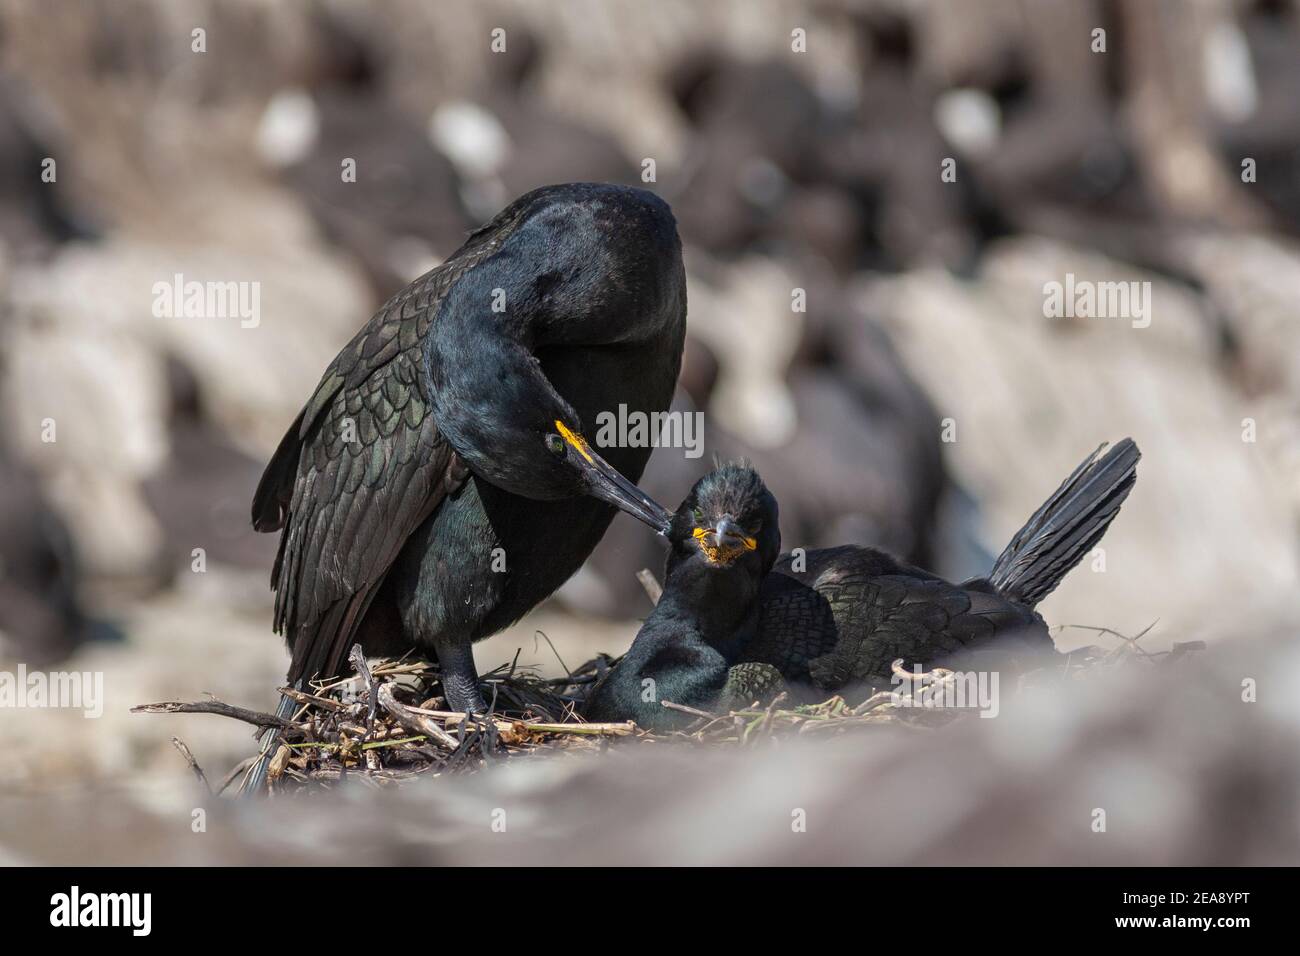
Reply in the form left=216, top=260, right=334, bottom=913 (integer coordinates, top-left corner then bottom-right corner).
left=985, top=438, right=1140, bottom=609
left=239, top=687, right=300, bottom=798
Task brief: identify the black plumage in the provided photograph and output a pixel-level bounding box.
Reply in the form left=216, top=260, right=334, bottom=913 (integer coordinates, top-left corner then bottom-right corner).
left=587, top=441, right=1140, bottom=729
left=586, top=464, right=781, bottom=731
left=246, top=183, right=684, bottom=789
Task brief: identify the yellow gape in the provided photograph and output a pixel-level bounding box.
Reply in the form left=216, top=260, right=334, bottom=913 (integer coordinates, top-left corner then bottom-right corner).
left=554, top=420, right=595, bottom=464
left=692, top=526, right=757, bottom=565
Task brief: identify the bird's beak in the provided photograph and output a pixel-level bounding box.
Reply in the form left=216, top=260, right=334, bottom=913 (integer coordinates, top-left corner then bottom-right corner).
left=713, top=516, right=756, bottom=550
left=583, top=451, right=674, bottom=535
left=692, top=515, right=758, bottom=564
left=557, top=421, right=673, bottom=535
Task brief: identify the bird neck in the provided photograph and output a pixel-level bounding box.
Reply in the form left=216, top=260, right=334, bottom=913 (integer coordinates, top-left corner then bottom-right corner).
left=650, top=558, right=761, bottom=657
left=424, top=295, right=573, bottom=497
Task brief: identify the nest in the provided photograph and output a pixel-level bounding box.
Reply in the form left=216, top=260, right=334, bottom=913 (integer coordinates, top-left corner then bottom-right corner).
left=133, top=621, right=1203, bottom=796
left=134, top=646, right=628, bottom=795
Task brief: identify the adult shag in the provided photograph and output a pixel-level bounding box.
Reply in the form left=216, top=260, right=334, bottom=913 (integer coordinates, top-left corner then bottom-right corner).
left=247, top=183, right=683, bottom=789
left=586, top=441, right=1140, bottom=730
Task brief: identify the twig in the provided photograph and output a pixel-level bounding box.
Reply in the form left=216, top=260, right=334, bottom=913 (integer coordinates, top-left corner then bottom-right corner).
left=518, top=721, right=636, bottom=736
left=532, top=629, right=571, bottom=677
left=268, top=744, right=291, bottom=782
left=171, top=737, right=211, bottom=794
left=217, top=757, right=255, bottom=796
left=279, top=686, right=344, bottom=712
left=376, top=683, right=460, bottom=751
left=753, top=692, right=788, bottom=741
left=661, top=700, right=714, bottom=719
left=132, top=700, right=302, bottom=731
left=1054, top=621, right=1162, bottom=659
left=852, top=690, right=897, bottom=715
left=362, top=735, right=428, bottom=750
left=349, top=645, right=378, bottom=723
left=637, top=568, right=663, bottom=605
left=314, top=660, right=432, bottom=694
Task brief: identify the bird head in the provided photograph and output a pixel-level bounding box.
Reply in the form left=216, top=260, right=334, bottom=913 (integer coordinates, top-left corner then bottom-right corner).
left=538, top=415, right=674, bottom=534
left=426, top=183, right=684, bottom=537
left=505, top=183, right=686, bottom=349
left=428, top=357, right=673, bottom=533
left=668, top=463, right=780, bottom=576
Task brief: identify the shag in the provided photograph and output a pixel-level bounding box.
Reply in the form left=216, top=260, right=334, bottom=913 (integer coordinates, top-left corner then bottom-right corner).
left=246, top=183, right=684, bottom=790
left=585, top=463, right=783, bottom=730
left=586, top=441, right=1140, bottom=731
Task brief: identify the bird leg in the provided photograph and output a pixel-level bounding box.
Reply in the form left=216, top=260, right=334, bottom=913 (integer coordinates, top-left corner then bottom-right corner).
left=434, top=638, right=486, bottom=714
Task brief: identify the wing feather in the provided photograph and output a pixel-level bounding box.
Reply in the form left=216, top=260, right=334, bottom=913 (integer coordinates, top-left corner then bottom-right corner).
left=254, top=266, right=461, bottom=685
left=253, top=201, right=534, bottom=684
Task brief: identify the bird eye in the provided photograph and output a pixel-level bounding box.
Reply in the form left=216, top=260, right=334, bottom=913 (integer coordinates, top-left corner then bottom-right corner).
left=545, top=433, right=567, bottom=457
left=748, top=520, right=763, bottom=535
left=692, top=507, right=704, bottom=523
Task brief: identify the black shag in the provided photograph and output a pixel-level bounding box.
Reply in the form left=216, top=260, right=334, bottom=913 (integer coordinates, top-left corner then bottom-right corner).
left=586, top=440, right=1140, bottom=730
left=585, top=463, right=782, bottom=730
left=246, top=183, right=683, bottom=789
left=576, top=312, right=946, bottom=618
